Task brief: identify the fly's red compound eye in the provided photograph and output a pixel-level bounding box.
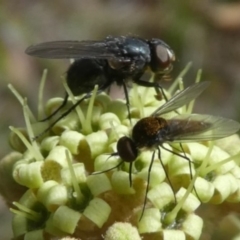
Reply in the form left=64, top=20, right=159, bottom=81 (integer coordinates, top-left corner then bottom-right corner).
left=149, top=39, right=175, bottom=73
left=155, top=44, right=175, bottom=69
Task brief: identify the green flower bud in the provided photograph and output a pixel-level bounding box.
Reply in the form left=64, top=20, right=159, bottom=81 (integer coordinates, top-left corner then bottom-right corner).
left=51, top=205, right=81, bottom=234
left=83, top=198, right=111, bottom=228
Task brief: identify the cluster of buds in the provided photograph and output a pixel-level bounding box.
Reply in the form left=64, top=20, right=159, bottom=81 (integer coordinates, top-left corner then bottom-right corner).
left=1, top=67, right=240, bottom=240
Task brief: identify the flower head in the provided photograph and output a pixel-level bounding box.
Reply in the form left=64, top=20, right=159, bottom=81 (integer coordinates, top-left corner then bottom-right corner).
left=2, top=66, right=240, bottom=240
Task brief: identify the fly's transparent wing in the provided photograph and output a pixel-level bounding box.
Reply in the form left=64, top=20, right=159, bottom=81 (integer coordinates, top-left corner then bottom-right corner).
left=151, top=81, right=210, bottom=117
left=25, top=40, right=118, bottom=59
left=166, top=114, right=240, bottom=142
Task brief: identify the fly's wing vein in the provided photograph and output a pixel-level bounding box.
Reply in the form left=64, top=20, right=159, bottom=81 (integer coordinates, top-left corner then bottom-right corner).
left=151, top=81, right=210, bottom=116
left=167, top=114, right=240, bottom=142
left=25, top=40, right=121, bottom=59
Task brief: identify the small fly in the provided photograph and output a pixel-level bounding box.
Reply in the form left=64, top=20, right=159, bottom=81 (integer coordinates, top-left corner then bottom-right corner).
left=93, top=81, right=240, bottom=219
left=25, top=36, right=175, bottom=137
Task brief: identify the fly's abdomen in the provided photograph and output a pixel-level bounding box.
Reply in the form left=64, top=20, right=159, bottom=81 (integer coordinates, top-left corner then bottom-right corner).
left=67, top=59, right=108, bottom=95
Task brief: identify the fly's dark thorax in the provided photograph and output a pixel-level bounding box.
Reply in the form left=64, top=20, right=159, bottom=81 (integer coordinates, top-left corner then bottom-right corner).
left=106, top=36, right=151, bottom=85
left=132, top=117, right=171, bottom=149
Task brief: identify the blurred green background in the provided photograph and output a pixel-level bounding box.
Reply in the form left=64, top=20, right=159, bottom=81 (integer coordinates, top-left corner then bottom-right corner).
left=1, top=0, right=240, bottom=239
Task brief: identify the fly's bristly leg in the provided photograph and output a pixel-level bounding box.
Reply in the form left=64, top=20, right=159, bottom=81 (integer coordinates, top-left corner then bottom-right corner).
left=134, top=78, right=168, bottom=102
left=161, top=144, right=201, bottom=202
left=91, top=160, right=123, bottom=175
left=33, top=93, right=90, bottom=140
left=178, top=143, right=202, bottom=202
left=157, top=147, right=177, bottom=204
left=122, top=80, right=132, bottom=125
left=139, top=150, right=157, bottom=221
left=39, top=93, right=69, bottom=122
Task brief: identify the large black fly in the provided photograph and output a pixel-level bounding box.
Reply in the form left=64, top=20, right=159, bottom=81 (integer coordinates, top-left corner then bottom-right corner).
left=26, top=36, right=175, bottom=138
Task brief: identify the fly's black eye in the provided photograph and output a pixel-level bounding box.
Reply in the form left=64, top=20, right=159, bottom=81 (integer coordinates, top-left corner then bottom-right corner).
left=149, top=39, right=175, bottom=73
left=117, top=136, right=138, bottom=162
